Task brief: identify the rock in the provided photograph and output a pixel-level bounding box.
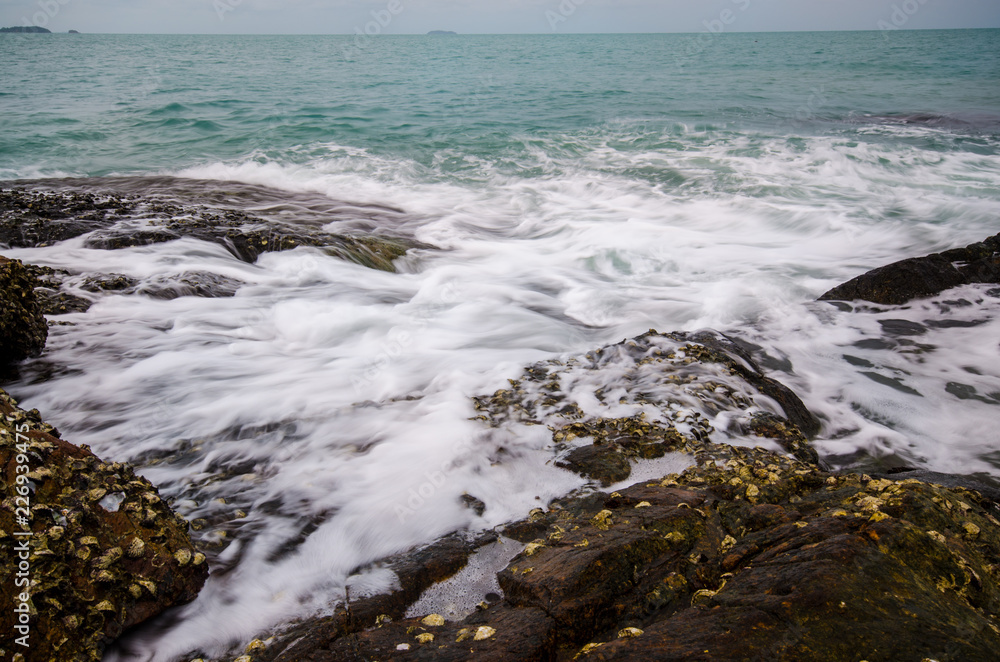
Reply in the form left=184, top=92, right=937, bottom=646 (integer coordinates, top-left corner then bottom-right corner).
left=0, top=389, right=208, bottom=661
left=80, top=273, right=138, bottom=293
left=820, top=233, right=1000, bottom=305
left=68, top=30, right=80, bottom=34
left=210, top=328, right=1000, bottom=662
left=0, top=256, right=48, bottom=364
left=473, top=329, right=820, bottom=489
left=556, top=444, right=632, bottom=487
left=240, top=443, right=1000, bottom=661
left=252, top=533, right=495, bottom=662
left=0, top=26, right=52, bottom=33
left=134, top=272, right=244, bottom=300
left=0, top=187, right=417, bottom=272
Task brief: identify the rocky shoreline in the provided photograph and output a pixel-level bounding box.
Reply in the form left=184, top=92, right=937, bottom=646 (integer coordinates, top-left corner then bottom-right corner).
left=1, top=184, right=999, bottom=661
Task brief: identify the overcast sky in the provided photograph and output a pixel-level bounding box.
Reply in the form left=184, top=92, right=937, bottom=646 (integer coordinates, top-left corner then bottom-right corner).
left=2, top=0, right=999, bottom=35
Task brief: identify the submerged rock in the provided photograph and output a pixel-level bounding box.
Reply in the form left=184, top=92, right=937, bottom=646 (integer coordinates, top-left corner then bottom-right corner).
left=473, top=329, right=820, bottom=488
left=0, top=256, right=48, bottom=364
left=0, top=187, right=417, bottom=272
left=0, top=389, right=208, bottom=661
left=820, top=233, right=1000, bottom=305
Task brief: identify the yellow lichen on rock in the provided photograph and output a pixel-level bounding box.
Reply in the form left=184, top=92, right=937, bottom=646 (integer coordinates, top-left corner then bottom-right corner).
left=474, top=626, right=496, bottom=641
left=421, top=613, right=445, bottom=627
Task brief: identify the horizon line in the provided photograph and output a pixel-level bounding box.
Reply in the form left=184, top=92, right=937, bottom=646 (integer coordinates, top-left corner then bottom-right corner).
left=4, top=26, right=998, bottom=36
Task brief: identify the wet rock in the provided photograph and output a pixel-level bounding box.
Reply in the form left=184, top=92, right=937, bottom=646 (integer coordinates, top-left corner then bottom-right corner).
left=80, top=273, right=139, bottom=293
left=1, top=187, right=418, bottom=273
left=242, top=443, right=1000, bottom=662
left=556, top=444, right=633, bottom=487
left=0, top=189, right=133, bottom=247
left=0, top=256, right=48, bottom=364
left=0, top=389, right=208, bottom=661
left=35, top=290, right=93, bottom=315
left=134, top=272, right=244, bottom=300
left=252, top=533, right=495, bottom=662
left=473, top=329, right=820, bottom=488
left=820, top=233, right=1000, bottom=305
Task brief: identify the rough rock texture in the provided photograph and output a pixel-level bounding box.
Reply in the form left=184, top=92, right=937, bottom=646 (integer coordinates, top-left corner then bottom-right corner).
left=820, top=233, right=1000, bottom=305
left=200, top=327, right=1000, bottom=662
left=0, top=256, right=48, bottom=364
left=0, top=389, right=208, bottom=662
left=239, top=444, right=1000, bottom=662
left=473, top=329, right=820, bottom=489
left=0, top=188, right=415, bottom=272
left=242, top=533, right=495, bottom=662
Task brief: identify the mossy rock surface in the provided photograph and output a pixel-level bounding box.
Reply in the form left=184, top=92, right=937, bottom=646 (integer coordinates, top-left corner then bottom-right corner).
left=0, top=256, right=48, bottom=364
left=0, top=389, right=208, bottom=661
left=820, top=233, right=1000, bottom=305
left=0, top=187, right=417, bottom=272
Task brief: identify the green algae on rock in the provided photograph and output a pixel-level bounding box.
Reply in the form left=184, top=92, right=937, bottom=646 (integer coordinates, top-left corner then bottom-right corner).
left=0, top=187, right=418, bottom=273
left=0, top=256, right=48, bottom=364
left=0, top=389, right=208, bottom=662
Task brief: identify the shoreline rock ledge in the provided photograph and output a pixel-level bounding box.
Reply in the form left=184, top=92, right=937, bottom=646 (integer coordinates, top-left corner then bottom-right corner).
left=226, top=329, right=1000, bottom=662
left=0, top=390, right=208, bottom=662
left=820, top=232, right=1000, bottom=305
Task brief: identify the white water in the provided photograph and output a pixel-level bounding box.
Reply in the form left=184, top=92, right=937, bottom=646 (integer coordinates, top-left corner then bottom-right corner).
left=4, top=126, right=1000, bottom=660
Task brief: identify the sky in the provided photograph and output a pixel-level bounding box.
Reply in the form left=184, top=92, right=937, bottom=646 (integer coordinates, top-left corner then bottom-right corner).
left=2, top=0, right=999, bottom=35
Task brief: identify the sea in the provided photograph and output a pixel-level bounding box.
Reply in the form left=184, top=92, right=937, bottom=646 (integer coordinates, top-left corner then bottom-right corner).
left=1, top=29, right=999, bottom=660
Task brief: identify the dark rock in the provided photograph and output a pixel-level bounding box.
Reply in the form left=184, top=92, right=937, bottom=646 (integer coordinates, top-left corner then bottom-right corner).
left=254, top=533, right=495, bottom=662
left=68, top=29, right=80, bottom=33
left=461, top=494, right=487, bottom=517
left=556, top=444, right=632, bottom=487
left=247, top=443, right=1000, bottom=662
left=1, top=187, right=417, bottom=273
left=134, top=272, right=243, bottom=300
left=473, top=329, right=820, bottom=489
left=820, top=233, right=1000, bottom=305
left=35, top=289, right=93, bottom=315
left=81, top=273, right=138, bottom=292
left=0, top=256, right=48, bottom=364
left=672, top=330, right=821, bottom=438
left=0, top=26, right=52, bottom=33
left=0, top=389, right=208, bottom=661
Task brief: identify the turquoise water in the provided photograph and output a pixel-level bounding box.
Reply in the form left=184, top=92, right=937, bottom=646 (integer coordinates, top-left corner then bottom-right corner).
left=3, top=30, right=1000, bottom=661
left=2, top=31, right=999, bottom=178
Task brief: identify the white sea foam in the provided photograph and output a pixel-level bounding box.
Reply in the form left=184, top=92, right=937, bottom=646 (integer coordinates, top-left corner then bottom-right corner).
left=4, top=125, right=999, bottom=660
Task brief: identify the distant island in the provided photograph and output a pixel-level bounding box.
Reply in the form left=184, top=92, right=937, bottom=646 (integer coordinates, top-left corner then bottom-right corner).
left=0, top=26, right=52, bottom=33
left=427, top=30, right=457, bottom=35
left=68, top=30, right=80, bottom=34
